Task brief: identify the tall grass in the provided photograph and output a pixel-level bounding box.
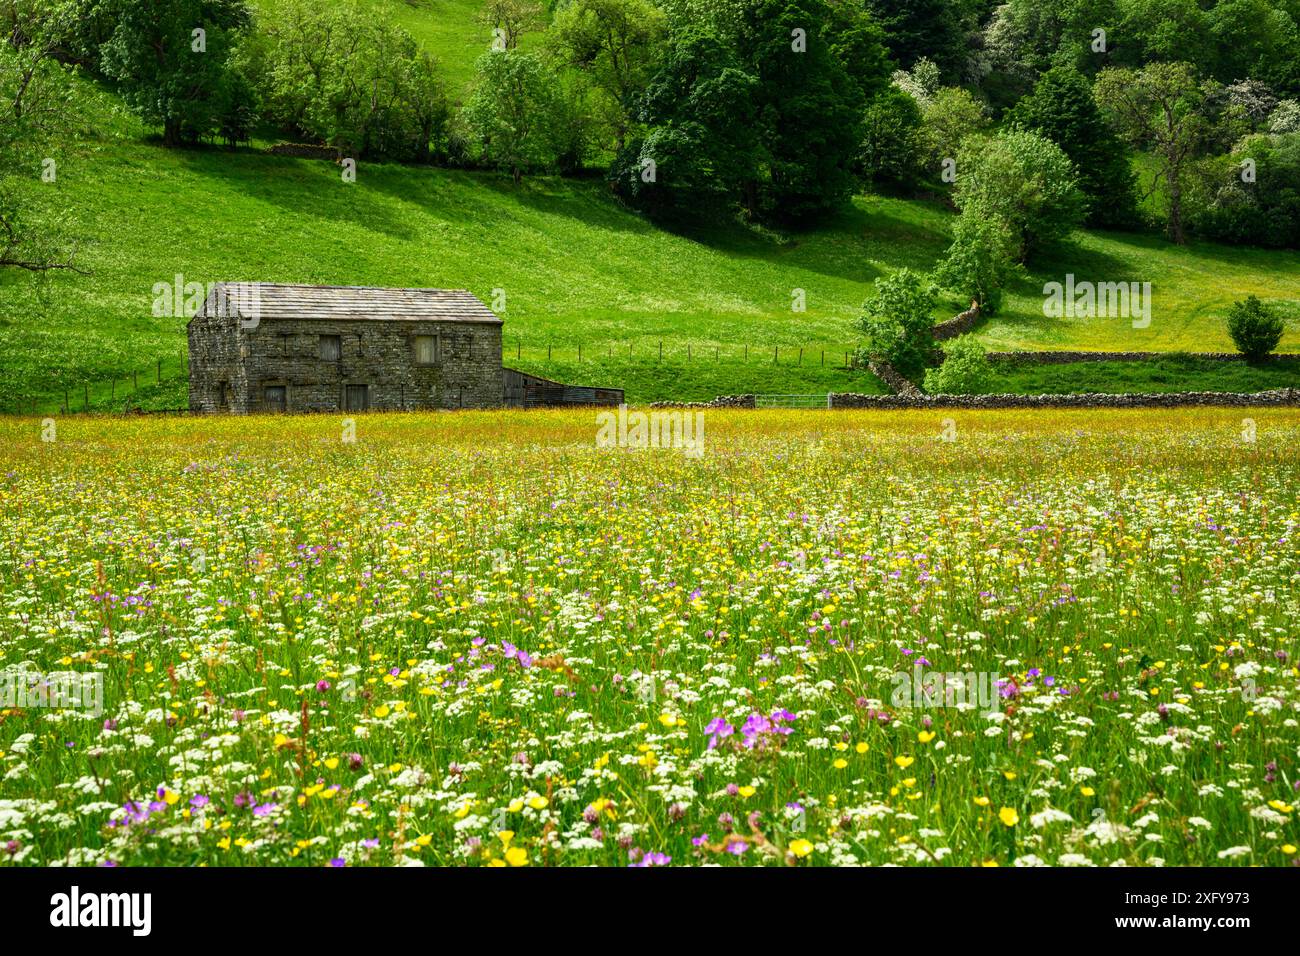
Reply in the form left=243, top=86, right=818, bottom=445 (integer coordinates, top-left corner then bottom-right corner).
left=0, top=409, right=1295, bottom=866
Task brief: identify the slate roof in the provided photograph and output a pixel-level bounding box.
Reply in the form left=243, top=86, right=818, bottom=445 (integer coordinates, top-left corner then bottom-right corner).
left=198, top=283, right=503, bottom=324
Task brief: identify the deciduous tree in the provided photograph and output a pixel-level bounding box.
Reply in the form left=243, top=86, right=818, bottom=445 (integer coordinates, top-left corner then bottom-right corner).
left=1095, top=61, right=1206, bottom=243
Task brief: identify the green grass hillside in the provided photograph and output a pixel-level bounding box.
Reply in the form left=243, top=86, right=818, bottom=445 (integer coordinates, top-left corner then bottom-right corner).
left=3, top=61, right=1300, bottom=409
left=5, top=127, right=1300, bottom=407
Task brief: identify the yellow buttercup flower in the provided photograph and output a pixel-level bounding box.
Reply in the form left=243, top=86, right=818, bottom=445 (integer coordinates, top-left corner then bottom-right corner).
left=998, top=807, right=1019, bottom=827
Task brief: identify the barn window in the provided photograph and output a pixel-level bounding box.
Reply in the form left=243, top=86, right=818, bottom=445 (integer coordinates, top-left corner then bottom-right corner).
left=414, top=334, right=439, bottom=365
left=319, top=335, right=341, bottom=361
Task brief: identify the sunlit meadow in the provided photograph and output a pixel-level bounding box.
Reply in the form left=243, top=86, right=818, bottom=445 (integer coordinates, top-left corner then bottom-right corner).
left=1, top=409, right=1297, bottom=867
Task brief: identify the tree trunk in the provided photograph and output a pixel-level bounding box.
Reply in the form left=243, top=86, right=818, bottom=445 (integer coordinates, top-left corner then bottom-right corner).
left=1166, top=165, right=1185, bottom=244
left=743, top=180, right=759, bottom=221
left=163, top=116, right=182, bottom=147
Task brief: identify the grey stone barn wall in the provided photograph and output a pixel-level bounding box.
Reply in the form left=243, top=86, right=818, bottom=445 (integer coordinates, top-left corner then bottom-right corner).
left=238, top=319, right=503, bottom=412
left=188, top=308, right=246, bottom=412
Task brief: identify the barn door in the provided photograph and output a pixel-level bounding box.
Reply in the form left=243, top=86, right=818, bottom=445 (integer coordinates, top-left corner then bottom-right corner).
left=344, top=384, right=369, bottom=412
left=264, top=385, right=287, bottom=413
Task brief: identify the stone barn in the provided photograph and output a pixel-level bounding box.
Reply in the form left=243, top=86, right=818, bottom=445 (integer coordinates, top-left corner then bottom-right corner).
left=187, top=283, right=505, bottom=413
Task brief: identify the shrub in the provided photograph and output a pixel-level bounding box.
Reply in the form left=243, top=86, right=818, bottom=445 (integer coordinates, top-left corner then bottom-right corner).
left=1190, top=132, right=1300, bottom=249
left=953, top=128, right=1085, bottom=261
left=923, top=337, right=994, bottom=394
left=1226, top=295, right=1284, bottom=360
left=931, top=214, right=1017, bottom=314
left=1269, top=100, right=1300, bottom=134
left=858, top=268, right=936, bottom=381
left=859, top=87, right=926, bottom=194
left=920, top=86, right=988, bottom=173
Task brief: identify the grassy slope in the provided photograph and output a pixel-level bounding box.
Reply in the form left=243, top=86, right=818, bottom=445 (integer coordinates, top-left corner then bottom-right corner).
left=1, top=116, right=932, bottom=404
left=968, top=229, right=1300, bottom=353
left=987, top=355, right=1300, bottom=394
left=3, top=4, right=1300, bottom=408
left=6, top=125, right=1300, bottom=407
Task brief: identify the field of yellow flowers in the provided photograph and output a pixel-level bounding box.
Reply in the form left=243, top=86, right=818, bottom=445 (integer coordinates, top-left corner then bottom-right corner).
left=0, top=408, right=1297, bottom=867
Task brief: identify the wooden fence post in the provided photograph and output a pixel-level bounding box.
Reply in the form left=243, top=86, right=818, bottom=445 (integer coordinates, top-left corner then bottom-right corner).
left=157, top=359, right=162, bottom=384
left=798, top=347, right=803, bottom=366
left=774, top=346, right=778, bottom=364
left=83, top=383, right=89, bottom=410
left=659, top=341, right=663, bottom=361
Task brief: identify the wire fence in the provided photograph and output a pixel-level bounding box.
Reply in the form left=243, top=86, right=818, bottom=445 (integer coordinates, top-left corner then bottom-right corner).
left=9, top=356, right=189, bottom=416
left=504, top=341, right=861, bottom=367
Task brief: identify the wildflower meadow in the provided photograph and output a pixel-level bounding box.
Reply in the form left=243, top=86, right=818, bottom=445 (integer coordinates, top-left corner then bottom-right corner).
left=0, top=408, right=1296, bottom=868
